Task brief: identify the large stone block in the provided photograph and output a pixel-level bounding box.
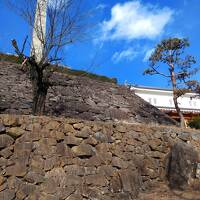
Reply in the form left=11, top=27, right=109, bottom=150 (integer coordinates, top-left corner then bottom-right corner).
left=16, top=182, right=36, bottom=199
left=7, top=127, right=24, bottom=138
left=6, top=161, right=28, bottom=177
left=72, top=144, right=95, bottom=157
left=119, top=169, right=142, bottom=197
left=0, top=123, right=6, bottom=134
left=75, top=126, right=90, bottom=138
left=166, top=142, right=199, bottom=190
left=65, top=136, right=82, bottom=146
left=2, top=115, right=19, bottom=126
left=0, top=134, right=14, bottom=149
left=0, top=189, right=15, bottom=200
left=85, top=174, right=108, bottom=186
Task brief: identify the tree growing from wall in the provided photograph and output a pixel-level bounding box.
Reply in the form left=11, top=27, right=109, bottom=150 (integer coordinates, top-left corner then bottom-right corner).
left=144, top=38, right=199, bottom=128
left=7, top=0, right=91, bottom=115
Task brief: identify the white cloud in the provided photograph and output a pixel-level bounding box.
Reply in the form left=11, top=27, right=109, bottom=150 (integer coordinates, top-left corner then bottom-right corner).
left=96, top=4, right=107, bottom=10
left=101, top=0, right=173, bottom=41
left=143, top=48, right=154, bottom=62
left=112, top=48, right=138, bottom=63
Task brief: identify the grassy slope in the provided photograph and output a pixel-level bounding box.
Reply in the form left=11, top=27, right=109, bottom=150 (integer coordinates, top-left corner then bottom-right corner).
left=0, top=53, right=117, bottom=84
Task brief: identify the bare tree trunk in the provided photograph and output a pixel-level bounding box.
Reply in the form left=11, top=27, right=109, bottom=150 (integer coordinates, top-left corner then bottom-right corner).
left=32, top=82, right=48, bottom=115
left=173, top=95, right=185, bottom=128
left=170, top=66, right=186, bottom=128
left=31, top=64, right=49, bottom=115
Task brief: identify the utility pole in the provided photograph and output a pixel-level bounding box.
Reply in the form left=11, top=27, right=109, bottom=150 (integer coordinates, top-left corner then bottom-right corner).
left=31, top=0, right=47, bottom=62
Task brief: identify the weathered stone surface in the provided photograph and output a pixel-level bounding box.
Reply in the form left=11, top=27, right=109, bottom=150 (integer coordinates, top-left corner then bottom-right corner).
left=110, top=173, right=122, bottom=192
left=148, top=138, right=162, bottom=150
left=34, top=138, right=57, bottom=156
left=0, top=114, right=199, bottom=199
left=0, top=175, right=5, bottom=185
left=84, top=136, right=98, bottom=146
left=119, top=170, right=142, bottom=197
left=14, top=142, right=32, bottom=155
left=39, top=192, right=59, bottom=200
left=44, top=156, right=61, bottom=171
left=63, top=124, right=75, bottom=133
left=25, top=171, right=45, bottom=184
left=45, top=168, right=66, bottom=187
left=40, top=178, right=57, bottom=194
left=85, top=174, right=108, bottom=186
left=6, top=162, right=28, bottom=177
left=147, top=151, right=165, bottom=159
left=0, top=134, right=14, bottom=149
left=64, top=175, right=83, bottom=186
left=115, top=125, right=127, bottom=133
left=75, top=126, right=90, bottom=138
left=16, top=182, right=36, bottom=199
left=112, top=157, right=128, bottom=169
left=0, top=157, right=8, bottom=167
left=0, top=123, right=6, bottom=133
left=65, top=135, right=82, bottom=146
left=94, top=132, right=109, bottom=143
left=0, top=189, right=15, bottom=200
left=64, top=165, right=85, bottom=176
left=97, top=165, right=115, bottom=177
left=2, top=115, right=19, bottom=126
left=0, top=62, right=177, bottom=125
left=66, top=194, right=82, bottom=200
left=7, top=127, right=24, bottom=138
left=0, top=147, right=12, bottom=158
left=73, top=123, right=84, bottom=130
left=166, top=142, right=199, bottom=190
left=72, top=144, right=95, bottom=157
left=30, top=155, right=44, bottom=171
left=7, top=176, right=23, bottom=191
left=56, top=142, right=73, bottom=157
left=178, top=132, right=191, bottom=141
left=44, top=120, right=60, bottom=130
left=85, top=155, right=102, bottom=167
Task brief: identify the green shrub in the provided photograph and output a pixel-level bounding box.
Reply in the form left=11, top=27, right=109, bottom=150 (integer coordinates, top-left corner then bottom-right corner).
left=0, top=53, right=21, bottom=63
left=188, top=116, right=200, bottom=129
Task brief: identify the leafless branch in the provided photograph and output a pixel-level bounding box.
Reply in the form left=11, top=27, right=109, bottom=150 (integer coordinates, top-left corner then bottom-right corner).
left=151, top=66, right=171, bottom=78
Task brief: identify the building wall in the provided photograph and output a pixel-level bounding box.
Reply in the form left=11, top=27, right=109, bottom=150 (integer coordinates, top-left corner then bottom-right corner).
left=132, top=87, right=200, bottom=112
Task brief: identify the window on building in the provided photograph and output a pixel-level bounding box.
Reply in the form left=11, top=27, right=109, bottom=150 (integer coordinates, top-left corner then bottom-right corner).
left=169, top=99, right=173, bottom=106
left=148, top=98, right=152, bottom=104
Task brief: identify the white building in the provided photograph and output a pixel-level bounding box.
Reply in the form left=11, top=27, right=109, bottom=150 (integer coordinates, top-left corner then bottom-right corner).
left=131, top=85, right=200, bottom=121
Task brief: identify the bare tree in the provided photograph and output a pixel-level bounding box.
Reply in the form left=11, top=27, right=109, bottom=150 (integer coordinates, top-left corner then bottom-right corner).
left=144, top=38, right=199, bottom=128
left=7, top=0, right=91, bottom=115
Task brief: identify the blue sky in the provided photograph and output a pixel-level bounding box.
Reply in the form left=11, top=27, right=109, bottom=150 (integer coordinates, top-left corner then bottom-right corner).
left=0, top=0, right=200, bottom=88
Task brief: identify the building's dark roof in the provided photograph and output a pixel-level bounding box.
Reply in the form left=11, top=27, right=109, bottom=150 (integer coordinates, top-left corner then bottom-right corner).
left=131, top=85, right=197, bottom=94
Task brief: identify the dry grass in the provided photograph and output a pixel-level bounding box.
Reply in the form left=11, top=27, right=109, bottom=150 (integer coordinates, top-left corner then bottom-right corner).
left=138, top=183, right=200, bottom=200
left=0, top=53, right=117, bottom=83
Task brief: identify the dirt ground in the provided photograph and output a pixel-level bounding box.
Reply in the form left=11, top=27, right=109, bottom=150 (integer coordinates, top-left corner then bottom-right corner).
left=138, top=184, right=200, bottom=200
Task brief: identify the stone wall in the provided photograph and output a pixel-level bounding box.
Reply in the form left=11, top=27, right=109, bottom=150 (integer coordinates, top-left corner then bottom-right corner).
left=0, top=114, right=199, bottom=200
left=0, top=62, right=176, bottom=125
